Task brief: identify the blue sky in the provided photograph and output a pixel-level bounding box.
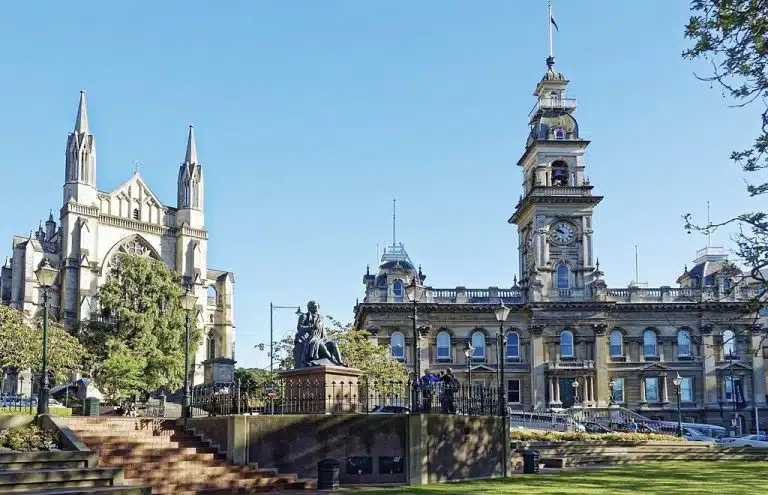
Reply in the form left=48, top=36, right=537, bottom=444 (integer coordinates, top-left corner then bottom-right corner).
left=0, top=1, right=763, bottom=369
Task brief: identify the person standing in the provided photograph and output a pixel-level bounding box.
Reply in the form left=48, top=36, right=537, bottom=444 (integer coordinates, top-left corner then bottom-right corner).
left=441, top=368, right=459, bottom=414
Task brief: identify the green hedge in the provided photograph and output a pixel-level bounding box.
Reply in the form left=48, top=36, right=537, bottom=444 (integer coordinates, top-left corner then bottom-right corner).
left=510, top=429, right=686, bottom=443
left=0, top=407, right=72, bottom=417
left=0, top=424, right=58, bottom=451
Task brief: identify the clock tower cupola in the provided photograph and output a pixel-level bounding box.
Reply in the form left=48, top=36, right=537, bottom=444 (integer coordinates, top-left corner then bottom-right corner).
left=509, top=54, right=603, bottom=301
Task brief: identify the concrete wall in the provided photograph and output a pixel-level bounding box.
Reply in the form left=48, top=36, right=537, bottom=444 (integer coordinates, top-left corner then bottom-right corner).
left=246, top=415, right=407, bottom=484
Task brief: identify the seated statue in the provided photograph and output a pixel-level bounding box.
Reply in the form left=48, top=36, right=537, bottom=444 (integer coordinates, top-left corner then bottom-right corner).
left=294, top=300, right=347, bottom=368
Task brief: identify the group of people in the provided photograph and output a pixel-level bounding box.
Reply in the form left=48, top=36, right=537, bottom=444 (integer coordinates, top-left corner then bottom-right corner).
left=418, top=368, right=461, bottom=414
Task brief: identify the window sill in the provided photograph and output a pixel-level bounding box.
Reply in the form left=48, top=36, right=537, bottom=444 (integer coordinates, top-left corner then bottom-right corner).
left=644, top=356, right=660, bottom=361
left=436, top=358, right=452, bottom=363
left=677, top=355, right=694, bottom=361
left=506, top=357, right=522, bottom=362
left=610, top=355, right=626, bottom=361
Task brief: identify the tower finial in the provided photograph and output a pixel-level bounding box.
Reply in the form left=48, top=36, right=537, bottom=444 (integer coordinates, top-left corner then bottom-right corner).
left=185, top=125, right=198, bottom=165
left=547, top=1, right=559, bottom=66
left=706, top=200, right=712, bottom=248
left=74, top=90, right=89, bottom=134
left=392, top=198, right=396, bottom=247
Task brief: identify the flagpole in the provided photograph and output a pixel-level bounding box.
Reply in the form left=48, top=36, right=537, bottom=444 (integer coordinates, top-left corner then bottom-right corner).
left=548, top=0, right=553, bottom=58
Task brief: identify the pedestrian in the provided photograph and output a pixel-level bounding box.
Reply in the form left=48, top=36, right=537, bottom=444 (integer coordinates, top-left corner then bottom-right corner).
left=441, top=368, right=459, bottom=414
left=420, top=370, right=435, bottom=413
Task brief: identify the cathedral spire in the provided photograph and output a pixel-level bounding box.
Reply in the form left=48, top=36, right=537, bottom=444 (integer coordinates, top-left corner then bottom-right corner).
left=185, top=125, right=198, bottom=165
left=74, top=91, right=89, bottom=134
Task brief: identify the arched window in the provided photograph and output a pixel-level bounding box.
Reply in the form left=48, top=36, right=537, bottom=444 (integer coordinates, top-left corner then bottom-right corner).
left=207, top=286, right=217, bottom=304
left=560, top=330, right=574, bottom=358
left=723, top=329, right=736, bottom=358
left=643, top=329, right=658, bottom=357
left=551, top=160, right=568, bottom=186
left=391, top=332, right=405, bottom=361
left=206, top=332, right=216, bottom=361
left=506, top=332, right=520, bottom=359
left=437, top=332, right=451, bottom=361
left=392, top=279, right=404, bottom=302
left=677, top=330, right=692, bottom=357
left=471, top=332, right=486, bottom=360
left=556, top=264, right=570, bottom=289
left=723, top=279, right=732, bottom=292
left=609, top=330, right=623, bottom=357
left=553, top=128, right=566, bottom=140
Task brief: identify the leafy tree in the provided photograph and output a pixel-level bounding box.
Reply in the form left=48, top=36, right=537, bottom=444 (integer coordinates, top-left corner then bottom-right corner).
left=683, top=1, right=768, bottom=326
left=234, top=367, right=276, bottom=393
left=0, top=305, right=87, bottom=381
left=79, top=253, right=201, bottom=400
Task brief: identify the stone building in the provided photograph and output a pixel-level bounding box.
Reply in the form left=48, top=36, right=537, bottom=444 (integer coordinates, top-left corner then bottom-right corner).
left=0, top=92, right=236, bottom=396
left=354, top=56, right=768, bottom=432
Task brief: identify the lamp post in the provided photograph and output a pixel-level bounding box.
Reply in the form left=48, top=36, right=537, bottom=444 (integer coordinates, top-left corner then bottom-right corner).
left=493, top=301, right=511, bottom=418
left=179, top=288, right=198, bottom=419
left=464, top=343, right=474, bottom=415
left=34, top=258, right=58, bottom=416
left=608, top=379, right=616, bottom=406
left=405, top=276, right=426, bottom=412
left=673, top=373, right=684, bottom=437
left=572, top=379, right=580, bottom=408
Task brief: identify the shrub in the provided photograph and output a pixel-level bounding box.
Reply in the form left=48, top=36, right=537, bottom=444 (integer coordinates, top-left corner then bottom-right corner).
left=509, top=429, right=685, bottom=443
left=0, top=424, right=58, bottom=452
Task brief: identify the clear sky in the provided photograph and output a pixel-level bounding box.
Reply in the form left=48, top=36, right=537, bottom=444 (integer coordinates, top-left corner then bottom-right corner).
left=0, top=1, right=763, bottom=370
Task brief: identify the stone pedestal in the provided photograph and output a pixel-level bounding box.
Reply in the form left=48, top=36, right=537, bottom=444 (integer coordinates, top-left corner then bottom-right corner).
left=279, top=366, right=364, bottom=414
left=204, top=357, right=236, bottom=385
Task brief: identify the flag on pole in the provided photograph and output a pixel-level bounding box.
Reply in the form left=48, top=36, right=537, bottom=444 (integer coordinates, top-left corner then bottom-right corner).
left=550, top=13, right=559, bottom=32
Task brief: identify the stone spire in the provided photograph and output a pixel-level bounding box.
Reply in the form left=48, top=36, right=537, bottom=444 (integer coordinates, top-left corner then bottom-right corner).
left=185, top=125, right=198, bottom=165
left=74, top=91, right=89, bottom=134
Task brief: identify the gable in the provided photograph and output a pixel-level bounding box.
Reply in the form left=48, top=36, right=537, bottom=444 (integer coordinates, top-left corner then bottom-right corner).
left=104, top=173, right=166, bottom=210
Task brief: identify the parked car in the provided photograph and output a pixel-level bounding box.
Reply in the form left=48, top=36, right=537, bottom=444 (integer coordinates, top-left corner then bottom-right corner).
left=683, top=427, right=711, bottom=442
left=582, top=422, right=613, bottom=433
left=717, top=434, right=768, bottom=448
left=371, top=405, right=411, bottom=415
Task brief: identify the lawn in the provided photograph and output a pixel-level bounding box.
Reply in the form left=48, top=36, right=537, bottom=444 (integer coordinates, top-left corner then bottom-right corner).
left=346, top=461, right=765, bottom=495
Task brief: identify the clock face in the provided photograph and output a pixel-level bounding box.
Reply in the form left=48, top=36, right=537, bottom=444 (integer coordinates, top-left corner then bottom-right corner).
left=551, top=221, right=575, bottom=245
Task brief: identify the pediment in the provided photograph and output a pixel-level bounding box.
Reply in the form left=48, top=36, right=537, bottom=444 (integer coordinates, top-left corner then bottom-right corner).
left=639, top=363, right=672, bottom=373
left=715, top=361, right=752, bottom=371
left=465, top=364, right=496, bottom=373
left=106, top=173, right=165, bottom=209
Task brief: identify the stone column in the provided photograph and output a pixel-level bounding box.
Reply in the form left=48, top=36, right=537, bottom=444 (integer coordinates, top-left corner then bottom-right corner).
left=640, top=376, right=646, bottom=403
left=555, top=378, right=561, bottom=403
left=548, top=376, right=554, bottom=406
left=751, top=328, right=767, bottom=406
left=530, top=324, right=547, bottom=409
left=589, top=376, right=595, bottom=404
left=662, top=373, right=669, bottom=404
left=592, top=323, right=609, bottom=406
left=701, top=324, right=718, bottom=407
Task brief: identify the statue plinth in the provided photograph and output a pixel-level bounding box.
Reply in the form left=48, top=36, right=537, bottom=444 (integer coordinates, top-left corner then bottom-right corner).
left=279, top=366, right=364, bottom=414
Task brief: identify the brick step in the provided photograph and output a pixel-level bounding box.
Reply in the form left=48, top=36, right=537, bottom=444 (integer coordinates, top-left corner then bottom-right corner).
left=0, top=467, right=122, bottom=492
left=0, top=460, right=90, bottom=471
left=84, top=441, right=221, bottom=457
left=8, top=485, right=152, bottom=495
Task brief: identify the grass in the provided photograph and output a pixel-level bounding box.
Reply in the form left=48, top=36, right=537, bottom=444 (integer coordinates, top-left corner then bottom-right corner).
left=346, top=461, right=766, bottom=495
left=0, top=407, right=72, bottom=417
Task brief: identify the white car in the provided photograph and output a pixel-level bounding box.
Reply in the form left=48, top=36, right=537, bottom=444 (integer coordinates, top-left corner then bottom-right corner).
left=717, top=434, right=768, bottom=448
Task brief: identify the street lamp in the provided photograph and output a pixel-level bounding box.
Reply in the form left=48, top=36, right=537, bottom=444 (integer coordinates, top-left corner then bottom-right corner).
left=493, top=301, right=511, bottom=418
left=34, top=258, right=58, bottom=416
left=673, top=373, right=684, bottom=437
left=464, top=343, right=474, bottom=414
left=405, top=276, right=426, bottom=412
left=572, top=379, right=580, bottom=407
left=179, top=288, right=198, bottom=419
left=608, top=379, right=616, bottom=406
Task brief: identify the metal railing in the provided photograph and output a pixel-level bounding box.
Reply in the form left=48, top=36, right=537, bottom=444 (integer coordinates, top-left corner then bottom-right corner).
left=0, top=394, right=36, bottom=415
left=190, top=379, right=504, bottom=417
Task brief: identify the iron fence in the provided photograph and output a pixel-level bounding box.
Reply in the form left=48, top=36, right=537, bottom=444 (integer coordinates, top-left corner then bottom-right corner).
left=0, top=395, right=36, bottom=415
left=190, top=379, right=504, bottom=418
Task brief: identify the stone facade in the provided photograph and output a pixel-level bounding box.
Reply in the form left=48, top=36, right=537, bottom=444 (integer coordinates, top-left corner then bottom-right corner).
left=354, top=57, right=768, bottom=433
left=0, top=92, right=235, bottom=395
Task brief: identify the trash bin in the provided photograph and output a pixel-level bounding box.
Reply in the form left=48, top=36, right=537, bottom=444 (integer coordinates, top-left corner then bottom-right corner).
left=84, top=397, right=100, bottom=416
left=317, top=459, right=340, bottom=489
left=523, top=450, right=540, bottom=474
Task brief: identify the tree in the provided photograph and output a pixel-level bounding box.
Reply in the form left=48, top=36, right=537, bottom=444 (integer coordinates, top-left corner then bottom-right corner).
left=79, top=253, right=201, bottom=400
left=683, top=1, right=768, bottom=325
left=0, top=305, right=87, bottom=381
left=234, top=367, right=275, bottom=393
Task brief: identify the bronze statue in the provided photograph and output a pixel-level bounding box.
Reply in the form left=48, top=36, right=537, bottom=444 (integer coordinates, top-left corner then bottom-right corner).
left=294, top=301, right=347, bottom=368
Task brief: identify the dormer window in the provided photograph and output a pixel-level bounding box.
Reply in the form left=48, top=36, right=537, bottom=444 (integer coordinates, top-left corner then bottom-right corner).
left=553, top=128, right=566, bottom=140
left=392, top=279, right=404, bottom=302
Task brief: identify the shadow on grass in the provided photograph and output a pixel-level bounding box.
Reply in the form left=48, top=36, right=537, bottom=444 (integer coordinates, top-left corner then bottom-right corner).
left=346, top=461, right=768, bottom=495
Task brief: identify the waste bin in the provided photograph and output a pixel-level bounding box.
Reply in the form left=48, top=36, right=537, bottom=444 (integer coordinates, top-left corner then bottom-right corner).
left=84, top=397, right=100, bottom=416
left=317, top=459, right=340, bottom=489
left=523, top=450, right=540, bottom=474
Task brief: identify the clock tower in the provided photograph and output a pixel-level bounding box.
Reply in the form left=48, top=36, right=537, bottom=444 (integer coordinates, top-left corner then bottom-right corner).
left=509, top=56, right=603, bottom=301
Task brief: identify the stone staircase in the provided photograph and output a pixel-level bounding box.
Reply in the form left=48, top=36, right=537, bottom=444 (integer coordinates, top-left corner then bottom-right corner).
left=0, top=450, right=150, bottom=494
left=62, top=417, right=315, bottom=494
left=524, top=441, right=768, bottom=468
